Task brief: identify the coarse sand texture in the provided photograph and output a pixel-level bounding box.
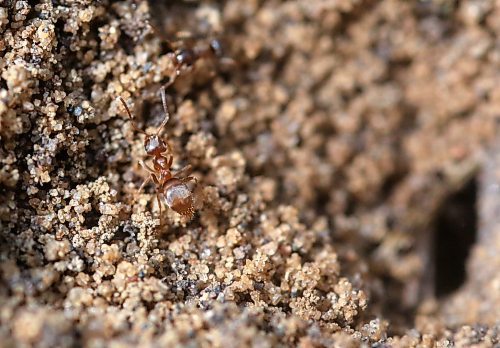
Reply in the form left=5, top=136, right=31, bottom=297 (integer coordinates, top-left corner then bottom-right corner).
left=0, top=1, right=499, bottom=347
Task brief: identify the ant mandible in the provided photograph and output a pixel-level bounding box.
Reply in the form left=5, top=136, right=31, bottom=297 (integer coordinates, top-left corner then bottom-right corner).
left=119, top=87, right=197, bottom=220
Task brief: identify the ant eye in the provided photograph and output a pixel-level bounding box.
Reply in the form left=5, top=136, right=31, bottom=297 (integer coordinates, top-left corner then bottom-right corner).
left=175, top=49, right=195, bottom=67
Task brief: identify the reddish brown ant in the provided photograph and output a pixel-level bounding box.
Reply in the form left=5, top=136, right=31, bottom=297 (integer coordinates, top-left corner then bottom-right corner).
left=118, top=32, right=227, bottom=221
left=118, top=87, right=197, bottom=220
left=164, top=37, right=224, bottom=90
left=145, top=13, right=226, bottom=84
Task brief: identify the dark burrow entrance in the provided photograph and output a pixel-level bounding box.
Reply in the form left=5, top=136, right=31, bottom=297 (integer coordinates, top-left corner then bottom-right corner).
left=433, top=178, right=477, bottom=297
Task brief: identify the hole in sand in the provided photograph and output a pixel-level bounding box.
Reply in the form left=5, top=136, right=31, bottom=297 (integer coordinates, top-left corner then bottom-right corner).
left=433, top=178, right=477, bottom=297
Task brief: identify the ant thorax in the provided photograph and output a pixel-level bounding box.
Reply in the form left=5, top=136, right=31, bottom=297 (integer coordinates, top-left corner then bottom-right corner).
left=153, top=155, right=170, bottom=170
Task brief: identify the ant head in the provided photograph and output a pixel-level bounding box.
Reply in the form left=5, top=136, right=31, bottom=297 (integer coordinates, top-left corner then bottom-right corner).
left=118, top=96, right=171, bottom=156
left=174, top=48, right=196, bottom=67
left=144, top=135, right=168, bottom=156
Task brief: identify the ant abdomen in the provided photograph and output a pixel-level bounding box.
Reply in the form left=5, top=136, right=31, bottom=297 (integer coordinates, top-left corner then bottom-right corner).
left=164, top=180, right=194, bottom=217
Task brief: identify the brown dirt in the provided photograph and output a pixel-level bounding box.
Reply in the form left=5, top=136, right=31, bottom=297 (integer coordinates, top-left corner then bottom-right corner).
left=1, top=0, right=499, bottom=347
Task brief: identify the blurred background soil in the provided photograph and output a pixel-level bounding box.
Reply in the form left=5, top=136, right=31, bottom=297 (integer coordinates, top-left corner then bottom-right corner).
left=0, top=0, right=499, bottom=347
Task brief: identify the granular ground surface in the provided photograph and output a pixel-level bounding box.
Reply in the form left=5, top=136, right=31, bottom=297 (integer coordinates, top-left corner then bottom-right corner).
left=0, top=0, right=499, bottom=347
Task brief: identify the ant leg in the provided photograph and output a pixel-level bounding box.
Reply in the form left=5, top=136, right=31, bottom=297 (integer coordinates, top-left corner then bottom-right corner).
left=173, top=164, right=193, bottom=178
left=181, top=176, right=198, bottom=185
left=161, top=65, right=181, bottom=93
left=137, top=175, right=151, bottom=194
left=118, top=97, right=146, bottom=135
left=131, top=176, right=151, bottom=205
left=156, top=192, right=163, bottom=227
left=132, top=171, right=160, bottom=205
left=139, top=160, right=156, bottom=175
left=135, top=160, right=160, bottom=193
left=180, top=176, right=198, bottom=207
left=138, top=160, right=163, bottom=224
left=156, top=87, right=171, bottom=136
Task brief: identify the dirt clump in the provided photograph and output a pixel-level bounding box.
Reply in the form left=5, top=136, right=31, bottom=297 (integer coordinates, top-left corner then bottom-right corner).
left=1, top=0, right=499, bottom=347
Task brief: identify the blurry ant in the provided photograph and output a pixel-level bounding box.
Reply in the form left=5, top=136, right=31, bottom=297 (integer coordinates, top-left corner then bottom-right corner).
left=163, top=36, right=224, bottom=90
left=118, top=87, right=197, bottom=221
left=145, top=13, right=226, bottom=86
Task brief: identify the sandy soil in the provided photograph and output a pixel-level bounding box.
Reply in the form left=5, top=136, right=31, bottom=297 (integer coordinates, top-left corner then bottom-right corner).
left=0, top=0, right=499, bottom=347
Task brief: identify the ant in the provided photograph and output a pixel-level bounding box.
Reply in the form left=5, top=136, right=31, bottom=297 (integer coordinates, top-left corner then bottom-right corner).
left=118, top=87, right=197, bottom=220
left=164, top=37, right=224, bottom=90
left=118, top=34, right=227, bottom=221
left=145, top=13, right=226, bottom=85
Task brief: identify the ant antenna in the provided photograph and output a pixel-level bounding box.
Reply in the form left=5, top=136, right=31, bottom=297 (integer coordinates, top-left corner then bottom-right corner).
left=156, top=87, right=171, bottom=136
left=118, top=97, right=147, bottom=135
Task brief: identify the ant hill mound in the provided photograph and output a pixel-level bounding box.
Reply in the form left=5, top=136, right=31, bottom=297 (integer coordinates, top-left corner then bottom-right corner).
left=1, top=1, right=499, bottom=346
